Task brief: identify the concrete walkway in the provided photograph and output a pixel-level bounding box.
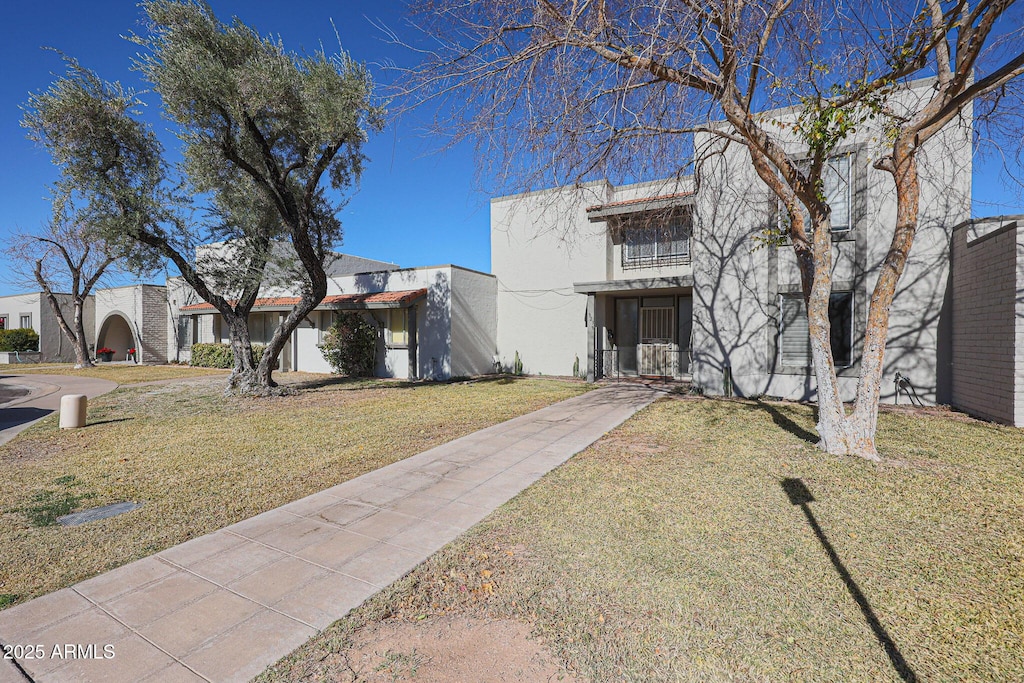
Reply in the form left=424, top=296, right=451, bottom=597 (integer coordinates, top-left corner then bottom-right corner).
left=0, top=374, right=119, bottom=447
left=0, top=383, right=657, bottom=683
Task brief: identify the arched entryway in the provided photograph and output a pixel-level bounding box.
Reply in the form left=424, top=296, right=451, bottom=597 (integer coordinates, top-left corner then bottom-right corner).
left=96, top=313, right=138, bottom=362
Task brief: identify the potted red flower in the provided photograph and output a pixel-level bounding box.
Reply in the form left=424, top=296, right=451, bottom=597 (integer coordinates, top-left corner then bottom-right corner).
left=97, top=347, right=115, bottom=362
left=127, top=347, right=138, bottom=363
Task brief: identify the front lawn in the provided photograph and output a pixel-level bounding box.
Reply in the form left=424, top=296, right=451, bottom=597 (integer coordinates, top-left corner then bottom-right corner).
left=263, top=397, right=1024, bottom=682
left=2, top=363, right=229, bottom=384
left=0, top=376, right=589, bottom=608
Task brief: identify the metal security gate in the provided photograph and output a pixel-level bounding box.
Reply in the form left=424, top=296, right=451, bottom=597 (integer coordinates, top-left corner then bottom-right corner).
left=639, top=306, right=675, bottom=376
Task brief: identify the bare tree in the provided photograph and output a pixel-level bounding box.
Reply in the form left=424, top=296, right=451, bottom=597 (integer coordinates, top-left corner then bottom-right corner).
left=402, top=0, right=1024, bottom=458
left=5, top=215, right=120, bottom=368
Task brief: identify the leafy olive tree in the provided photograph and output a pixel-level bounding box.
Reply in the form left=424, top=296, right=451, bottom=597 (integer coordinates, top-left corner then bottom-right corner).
left=16, top=59, right=164, bottom=368
left=132, top=0, right=384, bottom=394
left=20, top=55, right=289, bottom=389
left=25, top=1, right=383, bottom=394
left=403, top=0, right=1024, bottom=458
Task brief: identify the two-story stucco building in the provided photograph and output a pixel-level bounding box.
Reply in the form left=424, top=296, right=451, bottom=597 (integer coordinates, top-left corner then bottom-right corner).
left=490, top=80, right=1022, bottom=420
left=6, top=81, right=1023, bottom=425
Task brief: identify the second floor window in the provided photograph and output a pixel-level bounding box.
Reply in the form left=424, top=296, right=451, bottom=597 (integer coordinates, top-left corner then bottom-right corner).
left=781, top=154, right=852, bottom=234
left=623, top=212, right=691, bottom=269
left=822, top=155, right=851, bottom=232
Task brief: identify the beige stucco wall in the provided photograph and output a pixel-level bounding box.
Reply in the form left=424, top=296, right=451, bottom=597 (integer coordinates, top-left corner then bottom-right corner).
left=491, top=183, right=608, bottom=376
left=450, top=267, right=498, bottom=377
left=95, top=285, right=168, bottom=364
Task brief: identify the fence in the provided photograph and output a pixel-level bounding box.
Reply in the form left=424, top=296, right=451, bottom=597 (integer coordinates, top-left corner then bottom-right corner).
left=599, top=346, right=690, bottom=379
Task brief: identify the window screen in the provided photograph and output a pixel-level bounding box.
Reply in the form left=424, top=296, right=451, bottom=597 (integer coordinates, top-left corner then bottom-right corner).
left=780, top=292, right=854, bottom=367
left=781, top=295, right=811, bottom=366
left=623, top=209, right=691, bottom=266
left=824, top=155, right=851, bottom=232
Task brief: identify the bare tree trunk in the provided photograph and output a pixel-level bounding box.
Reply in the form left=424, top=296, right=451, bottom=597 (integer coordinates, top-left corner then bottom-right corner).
left=39, top=290, right=95, bottom=369
left=802, top=230, right=860, bottom=456
left=246, top=213, right=331, bottom=395
left=848, top=146, right=920, bottom=458
left=71, top=301, right=94, bottom=368
left=254, top=295, right=320, bottom=392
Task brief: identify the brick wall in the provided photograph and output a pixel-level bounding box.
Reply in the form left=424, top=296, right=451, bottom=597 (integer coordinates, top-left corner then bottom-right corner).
left=140, top=285, right=169, bottom=364
left=950, top=219, right=1023, bottom=425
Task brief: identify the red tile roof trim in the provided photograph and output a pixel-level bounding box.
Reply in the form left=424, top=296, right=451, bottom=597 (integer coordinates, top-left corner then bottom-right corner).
left=180, top=288, right=427, bottom=312
left=586, top=191, right=695, bottom=212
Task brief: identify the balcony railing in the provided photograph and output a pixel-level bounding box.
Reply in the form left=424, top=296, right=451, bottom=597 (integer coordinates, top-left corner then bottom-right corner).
left=621, top=248, right=691, bottom=270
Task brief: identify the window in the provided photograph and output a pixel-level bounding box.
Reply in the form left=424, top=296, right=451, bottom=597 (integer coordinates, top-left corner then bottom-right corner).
left=780, top=292, right=854, bottom=367
left=319, top=311, right=336, bottom=343
left=623, top=210, right=691, bottom=269
left=19, top=314, right=32, bottom=329
left=824, top=155, right=852, bottom=232
left=389, top=309, right=408, bottom=346
left=0, top=316, right=6, bottom=330
left=782, top=154, right=852, bottom=233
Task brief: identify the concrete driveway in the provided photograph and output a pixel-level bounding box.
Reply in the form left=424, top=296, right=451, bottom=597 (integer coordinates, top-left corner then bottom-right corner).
left=0, top=373, right=119, bottom=447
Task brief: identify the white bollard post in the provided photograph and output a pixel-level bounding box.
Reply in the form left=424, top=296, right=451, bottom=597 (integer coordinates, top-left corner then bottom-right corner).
left=59, top=394, right=87, bottom=429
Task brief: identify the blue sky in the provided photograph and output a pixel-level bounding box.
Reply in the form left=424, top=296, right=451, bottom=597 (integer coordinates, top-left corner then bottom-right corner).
left=1, top=2, right=1022, bottom=297
left=0, top=1, right=492, bottom=296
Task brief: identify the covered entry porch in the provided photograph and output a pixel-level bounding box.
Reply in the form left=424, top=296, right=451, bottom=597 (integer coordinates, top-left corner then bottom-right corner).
left=574, top=276, right=693, bottom=382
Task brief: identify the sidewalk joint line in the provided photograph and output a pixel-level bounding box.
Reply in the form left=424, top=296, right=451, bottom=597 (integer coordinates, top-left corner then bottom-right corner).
left=69, top=586, right=214, bottom=683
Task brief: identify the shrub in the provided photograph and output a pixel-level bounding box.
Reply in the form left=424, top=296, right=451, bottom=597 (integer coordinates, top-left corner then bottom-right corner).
left=190, top=342, right=267, bottom=369
left=319, top=311, right=377, bottom=376
left=0, top=328, right=40, bottom=352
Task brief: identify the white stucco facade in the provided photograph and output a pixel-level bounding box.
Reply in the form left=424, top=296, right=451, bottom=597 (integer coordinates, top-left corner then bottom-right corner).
left=171, top=260, right=497, bottom=381
left=491, top=81, right=976, bottom=409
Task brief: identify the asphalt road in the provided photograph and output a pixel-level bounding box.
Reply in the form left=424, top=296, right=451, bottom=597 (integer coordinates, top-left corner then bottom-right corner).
left=0, top=373, right=119, bottom=446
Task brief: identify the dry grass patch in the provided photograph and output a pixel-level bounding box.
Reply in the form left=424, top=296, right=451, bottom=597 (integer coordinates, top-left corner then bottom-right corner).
left=0, top=376, right=588, bottom=607
left=263, top=397, right=1024, bottom=683
left=3, top=363, right=229, bottom=384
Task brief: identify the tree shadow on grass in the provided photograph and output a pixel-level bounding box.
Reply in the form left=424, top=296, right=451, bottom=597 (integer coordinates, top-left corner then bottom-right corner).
left=86, top=417, right=134, bottom=428
left=755, top=399, right=819, bottom=445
